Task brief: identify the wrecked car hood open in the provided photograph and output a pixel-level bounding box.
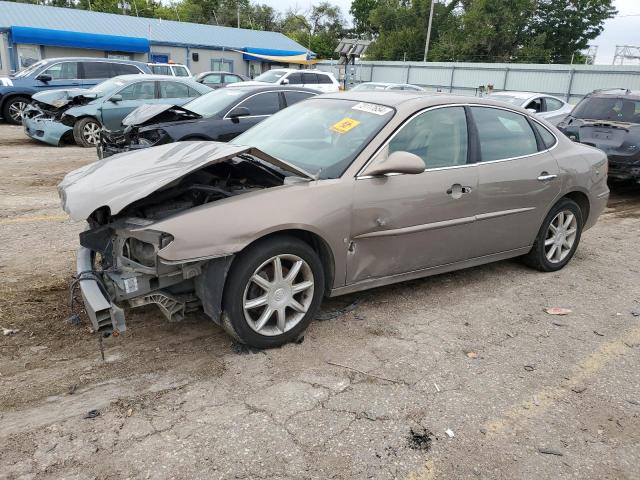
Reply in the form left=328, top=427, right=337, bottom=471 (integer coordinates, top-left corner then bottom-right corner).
left=122, top=104, right=201, bottom=127
left=32, top=88, right=98, bottom=108
left=58, top=141, right=313, bottom=221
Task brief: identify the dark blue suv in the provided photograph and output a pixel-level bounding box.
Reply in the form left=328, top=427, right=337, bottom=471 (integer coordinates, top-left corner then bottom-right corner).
left=0, top=57, right=151, bottom=124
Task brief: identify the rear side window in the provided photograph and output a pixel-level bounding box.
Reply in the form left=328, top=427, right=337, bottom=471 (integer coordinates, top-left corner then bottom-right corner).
left=225, top=74, right=242, bottom=84
left=202, top=74, right=223, bottom=85
left=82, top=62, right=112, bottom=79
left=317, top=73, right=334, bottom=84
left=112, top=63, right=141, bottom=75
left=544, top=97, right=564, bottom=112
left=302, top=73, right=318, bottom=84
left=159, top=81, right=190, bottom=98
left=283, top=90, right=314, bottom=106
left=389, top=106, right=468, bottom=169
left=172, top=66, right=190, bottom=77
left=119, top=81, right=156, bottom=100
left=150, top=65, right=171, bottom=75
left=239, top=92, right=280, bottom=116
left=287, top=72, right=303, bottom=85
left=471, top=107, right=538, bottom=161
left=533, top=122, right=557, bottom=149
left=43, top=62, right=78, bottom=79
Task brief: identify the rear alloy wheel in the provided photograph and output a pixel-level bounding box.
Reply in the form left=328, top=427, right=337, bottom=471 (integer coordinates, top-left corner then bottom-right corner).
left=3, top=96, right=30, bottom=125
left=73, top=117, right=102, bottom=148
left=523, top=198, right=583, bottom=272
left=222, top=236, right=325, bottom=348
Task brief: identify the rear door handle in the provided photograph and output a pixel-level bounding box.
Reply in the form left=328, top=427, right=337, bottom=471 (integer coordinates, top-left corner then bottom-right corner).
left=537, top=172, right=558, bottom=182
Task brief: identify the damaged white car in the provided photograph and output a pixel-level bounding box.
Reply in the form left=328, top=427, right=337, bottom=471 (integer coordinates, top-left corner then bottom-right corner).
left=59, top=93, right=608, bottom=348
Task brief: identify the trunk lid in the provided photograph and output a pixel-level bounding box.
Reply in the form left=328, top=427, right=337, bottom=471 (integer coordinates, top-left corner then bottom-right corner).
left=58, top=141, right=313, bottom=221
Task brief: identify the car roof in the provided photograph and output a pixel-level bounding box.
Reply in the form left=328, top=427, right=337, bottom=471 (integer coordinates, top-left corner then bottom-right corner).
left=217, top=85, right=319, bottom=93
left=112, top=74, right=198, bottom=82
left=147, top=63, right=188, bottom=67
left=41, top=57, right=144, bottom=64
left=590, top=88, right=640, bottom=98
left=320, top=91, right=541, bottom=112
left=489, top=91, right=541, bottom=99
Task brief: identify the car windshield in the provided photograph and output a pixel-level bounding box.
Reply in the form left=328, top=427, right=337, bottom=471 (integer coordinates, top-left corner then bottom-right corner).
left=13, top=60, right=47, bottom=78
left=254, top=70, right=287, bottom=83
left=489, top=94, right=525, bottom=106
left=233, top=98, right=395, bottom=179
left=571, top=96, right=640, bottom=123
left=182, top=88, right=247, bottom=117
left=89, top=78, right=128, bottom=97
left=352, top=83, right=388, bottom=91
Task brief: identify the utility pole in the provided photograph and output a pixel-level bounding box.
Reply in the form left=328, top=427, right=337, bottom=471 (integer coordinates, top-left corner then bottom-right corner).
left=237, top=1, right=240, bottom=28
left=423, top=0, right=436, bottom=62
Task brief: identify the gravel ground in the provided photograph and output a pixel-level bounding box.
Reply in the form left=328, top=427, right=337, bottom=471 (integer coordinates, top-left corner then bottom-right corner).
left=1, top=124, right=639, bottom=480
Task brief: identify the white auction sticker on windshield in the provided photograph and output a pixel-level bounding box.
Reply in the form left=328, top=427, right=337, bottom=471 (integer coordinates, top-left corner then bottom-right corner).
left=352, top=102, right=392, bottom=116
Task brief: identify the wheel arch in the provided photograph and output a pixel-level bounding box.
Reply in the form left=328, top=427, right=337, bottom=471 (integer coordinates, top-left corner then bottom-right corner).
left=562, top=190, right=590, bottom=224
left=234, top=228, right=336, bottom=295
left=1, top=92, right=33, bottom=110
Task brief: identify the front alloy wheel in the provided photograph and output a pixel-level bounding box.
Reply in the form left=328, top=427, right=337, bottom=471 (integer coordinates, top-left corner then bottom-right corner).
left=73, top=117, right=102, bottom=147
left=222, top=236, right=325, bottom=348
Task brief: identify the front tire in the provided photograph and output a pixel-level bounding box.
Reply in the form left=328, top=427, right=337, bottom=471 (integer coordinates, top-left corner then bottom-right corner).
left=523, top=198, right=583, bottom=272
left=73, top=117, right=102, bottom=147
left=222, top=236, right=325, bottom=349
left=3, top=96, right=31, bottom=125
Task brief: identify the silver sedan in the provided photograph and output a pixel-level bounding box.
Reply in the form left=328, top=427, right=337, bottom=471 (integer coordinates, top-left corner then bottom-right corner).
left=488, top=91, right=574, bottom=125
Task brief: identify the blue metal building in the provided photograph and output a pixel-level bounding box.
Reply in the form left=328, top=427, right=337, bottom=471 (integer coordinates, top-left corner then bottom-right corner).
left=0, top=1, right=315, bottom=77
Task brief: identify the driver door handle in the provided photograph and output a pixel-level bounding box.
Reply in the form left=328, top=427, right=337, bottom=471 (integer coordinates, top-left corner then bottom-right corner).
left=537, top=172, right=558, bottom=182
left=446, top=184, right=472, bottom=197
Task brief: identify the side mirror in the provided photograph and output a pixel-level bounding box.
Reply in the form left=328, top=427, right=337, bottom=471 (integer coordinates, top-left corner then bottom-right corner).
left=228, top=106, right=250, bottom=119
left=526, top=108, right=537, bottom=114
left=36, top=74, right=52, bottom=83
left=362, top=150, right=425, bottom=177
left=110, top=94, right=123, bottom=103
left=281, top=78, right=290, bottom=85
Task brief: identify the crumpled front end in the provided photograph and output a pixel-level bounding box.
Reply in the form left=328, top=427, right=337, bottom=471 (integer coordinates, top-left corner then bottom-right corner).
left=76, top=218, right=233, bottom=332
left=23, top=103, right=73, bottom=146
left=98, top=125, right=171, bottom=159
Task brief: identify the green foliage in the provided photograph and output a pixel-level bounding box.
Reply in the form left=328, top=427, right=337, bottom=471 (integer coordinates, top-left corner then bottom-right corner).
left=364, top=0, right=617, bottom=63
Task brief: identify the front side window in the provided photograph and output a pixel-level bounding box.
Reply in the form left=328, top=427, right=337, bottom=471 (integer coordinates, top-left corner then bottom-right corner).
left=471, top=107, right=538, bottom=161
left=118, top=81, right=156, bottom=100
left=159, top=81, right=190, bottom=98
left=233, top=98, right=395, bottom=179
left=544, top=97, right=564, bottom=111
left=238, top=92, right=281, bottom=116
left=389, top=107, right=468, bottom=169
left=44, top=62, right=78, bottom=79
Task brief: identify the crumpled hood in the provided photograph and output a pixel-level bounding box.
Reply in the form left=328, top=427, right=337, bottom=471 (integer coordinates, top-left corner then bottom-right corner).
left=122, top=104, right=201, bottom=127
left=32, top=88, right=98, bottom=108
left=58, top=141, right=313, bottom=221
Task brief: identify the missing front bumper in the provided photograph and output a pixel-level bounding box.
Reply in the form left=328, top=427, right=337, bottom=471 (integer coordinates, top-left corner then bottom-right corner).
left=77, top=245, right=126, bottom=332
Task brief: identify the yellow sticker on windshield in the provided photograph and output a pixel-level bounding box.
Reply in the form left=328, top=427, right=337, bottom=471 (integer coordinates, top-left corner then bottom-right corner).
left=331, top=117, right=360, bottom=134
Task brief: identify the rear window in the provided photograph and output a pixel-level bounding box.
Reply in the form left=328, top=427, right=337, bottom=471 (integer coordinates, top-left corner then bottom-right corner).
left=572, top=96, right=640, bottom=123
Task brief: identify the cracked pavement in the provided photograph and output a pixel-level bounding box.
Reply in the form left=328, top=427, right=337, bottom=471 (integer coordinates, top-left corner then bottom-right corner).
left=1, top=125, right=640, bottom=479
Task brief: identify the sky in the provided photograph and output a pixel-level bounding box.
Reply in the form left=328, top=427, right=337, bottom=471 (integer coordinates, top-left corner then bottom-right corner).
left=267, top=0, right=639, bottom=65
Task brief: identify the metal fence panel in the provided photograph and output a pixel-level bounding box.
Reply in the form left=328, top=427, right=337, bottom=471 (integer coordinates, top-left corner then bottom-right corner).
left=318, top=60, right=640, bottom=103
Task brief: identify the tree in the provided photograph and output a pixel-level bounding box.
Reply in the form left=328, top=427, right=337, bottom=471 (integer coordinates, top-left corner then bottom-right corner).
left=350, top=0, right=378, bottom=35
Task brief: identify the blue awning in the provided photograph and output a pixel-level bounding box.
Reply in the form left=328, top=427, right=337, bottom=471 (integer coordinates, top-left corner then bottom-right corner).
left=11, top=26, right=150, bottom=53
left=242, top=46, right=316, bottom=62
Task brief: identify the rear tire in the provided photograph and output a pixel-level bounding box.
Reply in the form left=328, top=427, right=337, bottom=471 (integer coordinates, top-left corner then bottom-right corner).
left=523, top=198, right=583, bottom=272
left=222, top=236, right=325, bottom=349
left=3, top=96, right=31, bottom=125
left=73, top=117, right=102, bottom=148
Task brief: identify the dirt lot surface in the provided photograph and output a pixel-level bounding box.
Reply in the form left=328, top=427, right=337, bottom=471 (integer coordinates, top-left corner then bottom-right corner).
left=1, top=124, right=639, bottom=480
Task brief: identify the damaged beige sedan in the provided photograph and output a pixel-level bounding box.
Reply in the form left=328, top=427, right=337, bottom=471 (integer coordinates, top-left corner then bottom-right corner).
left=59, top=92, right=610, bottom=348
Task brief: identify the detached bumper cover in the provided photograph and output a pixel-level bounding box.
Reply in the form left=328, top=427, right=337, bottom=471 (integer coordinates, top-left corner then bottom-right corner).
left=23, top=116, right=72, bottom=146
left=76, top=245, right=126, bottom=332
